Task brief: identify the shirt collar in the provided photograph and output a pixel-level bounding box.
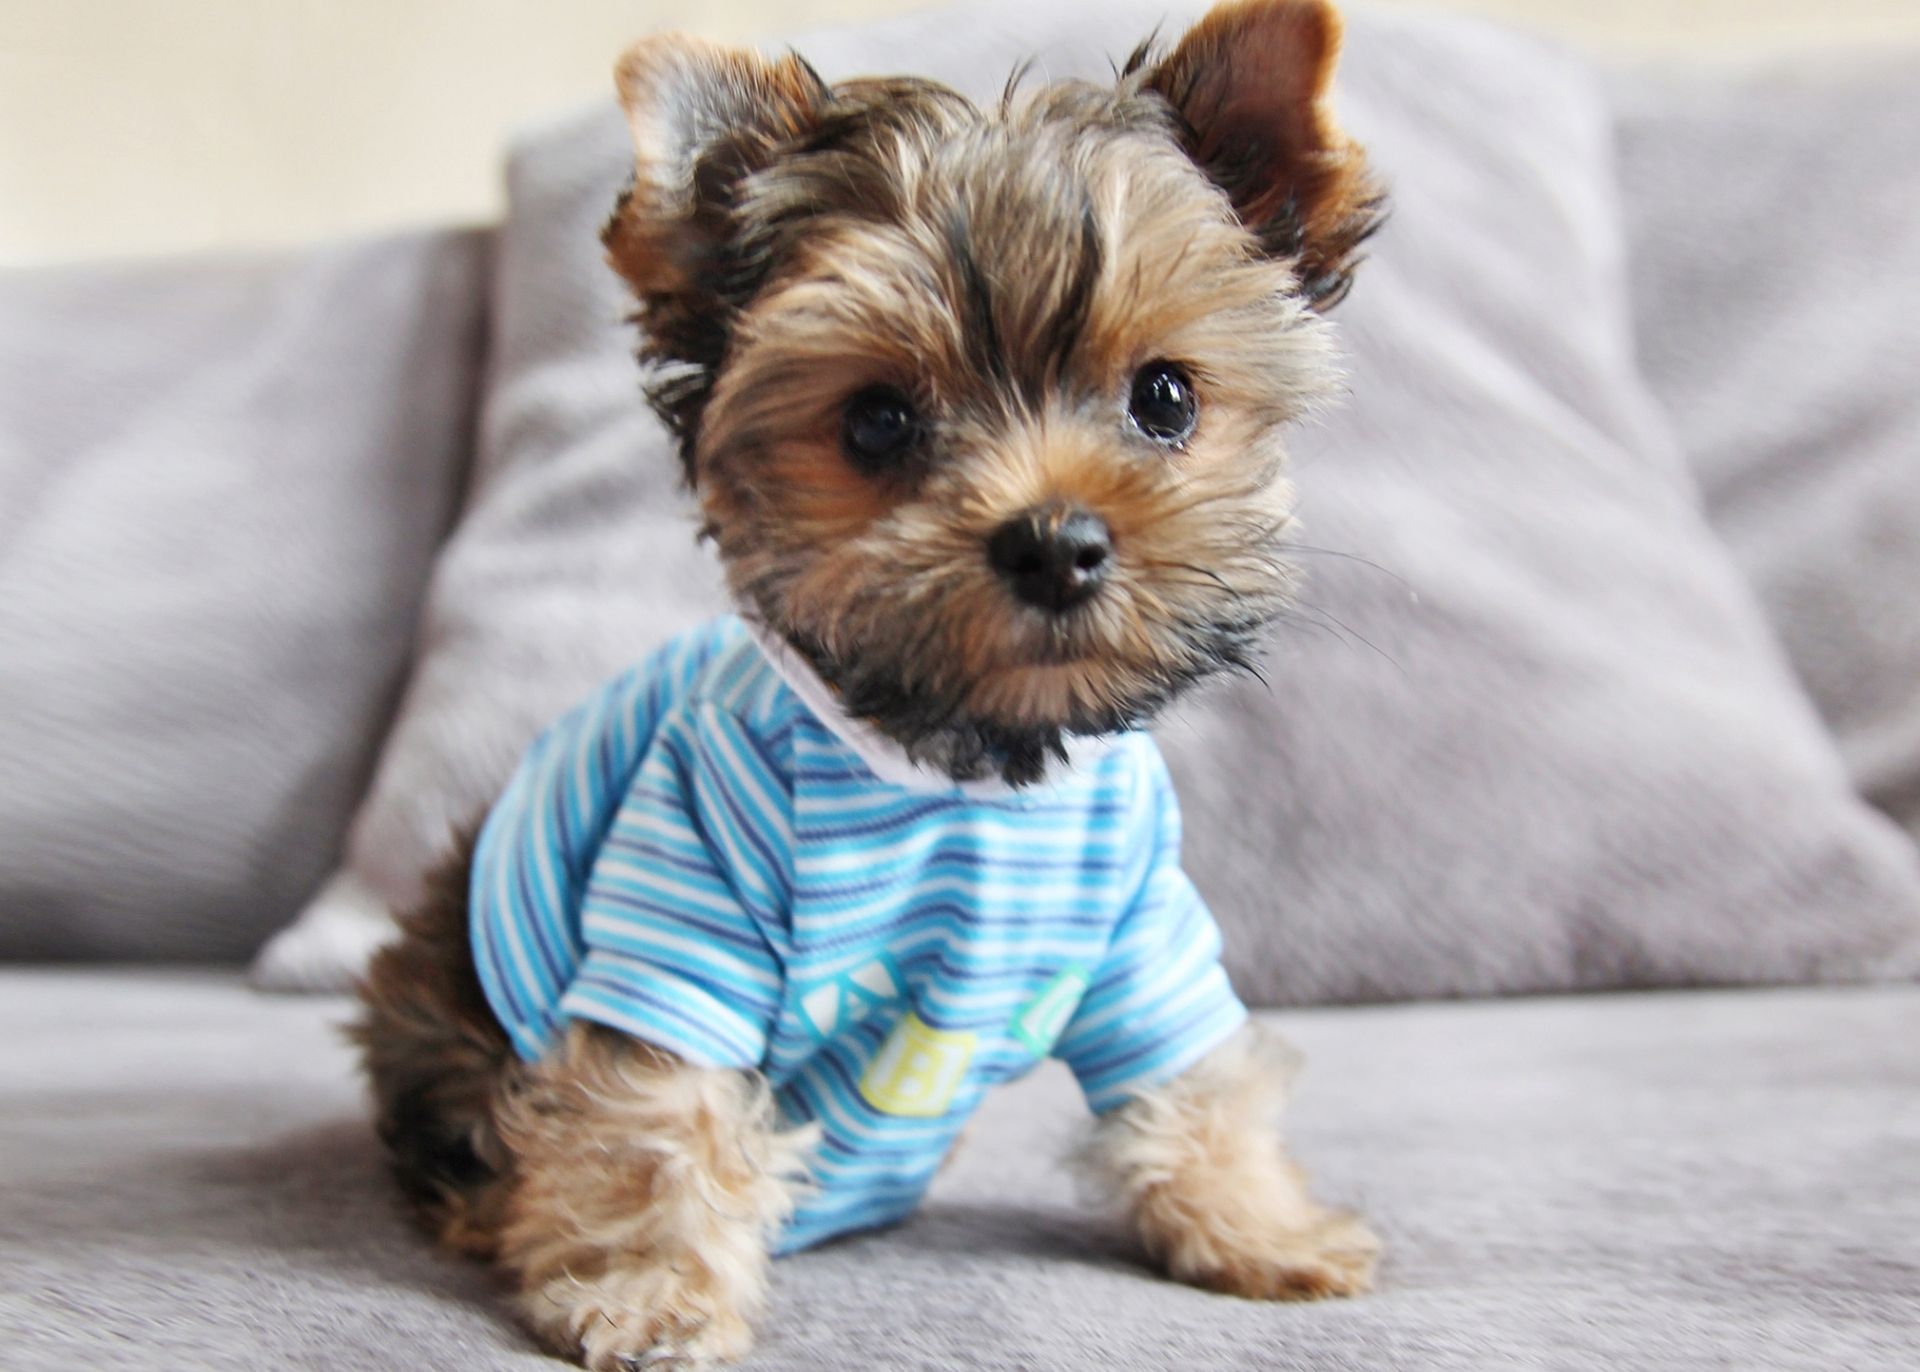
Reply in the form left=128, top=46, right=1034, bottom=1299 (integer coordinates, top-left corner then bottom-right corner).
left=743, top=619, right=1117, bottom=799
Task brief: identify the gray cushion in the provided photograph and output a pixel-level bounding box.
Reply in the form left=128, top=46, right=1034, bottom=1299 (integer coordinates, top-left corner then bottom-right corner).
left=262, top=0, right=1920, bottom=999
left=3, top=968, right=1916, bottom=1370
left=0, top=230, right=487, bottom=962
left=1614, top=55, right=1920, bottom=844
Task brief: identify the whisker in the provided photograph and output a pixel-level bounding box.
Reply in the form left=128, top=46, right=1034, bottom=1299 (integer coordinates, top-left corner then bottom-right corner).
left=1135, top=558, right=1235, bottom=594
left=1291, top=600, right=1408, bottom=677
left=1269, top=606, right=1348, bottom=648
left=1276, top=541, right=1415, bottom=590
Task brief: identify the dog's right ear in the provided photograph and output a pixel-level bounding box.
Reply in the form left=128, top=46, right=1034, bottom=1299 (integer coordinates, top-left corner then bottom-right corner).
left=604, top=35, right=827, bottom=317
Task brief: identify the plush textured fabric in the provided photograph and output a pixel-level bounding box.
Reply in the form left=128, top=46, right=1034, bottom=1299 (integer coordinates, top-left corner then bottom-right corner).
left=0, top=231, right=487, bottom=962
left=3, top=968, right=1917, bottom=1371
left=1614, top=55, right=1920, bottom=845
left=261, top=0, right=1920, bottom=997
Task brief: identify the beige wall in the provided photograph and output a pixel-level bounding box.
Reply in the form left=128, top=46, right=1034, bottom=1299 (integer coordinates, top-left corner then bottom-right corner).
left=3, top=0, right=1917, bottom=268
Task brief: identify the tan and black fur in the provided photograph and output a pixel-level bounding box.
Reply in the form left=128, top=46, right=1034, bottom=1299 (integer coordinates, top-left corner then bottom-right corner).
left=359, top=2, right=1385, bottom=1366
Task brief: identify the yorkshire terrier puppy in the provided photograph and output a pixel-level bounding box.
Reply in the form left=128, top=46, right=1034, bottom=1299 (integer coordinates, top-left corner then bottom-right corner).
left=356, top=0, right=1385, bottom=1365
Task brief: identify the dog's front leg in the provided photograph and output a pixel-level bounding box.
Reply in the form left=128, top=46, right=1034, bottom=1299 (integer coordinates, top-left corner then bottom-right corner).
left=494, top=1024, right=812, bottom=1370
left=1078, top=1024, right=1378, bottom=1300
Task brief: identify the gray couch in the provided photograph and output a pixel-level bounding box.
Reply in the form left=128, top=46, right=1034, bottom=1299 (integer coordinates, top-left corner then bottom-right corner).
left=5, top=972, right=1917, bottom=1370
left=4, top=4, right=1919, bottom=1369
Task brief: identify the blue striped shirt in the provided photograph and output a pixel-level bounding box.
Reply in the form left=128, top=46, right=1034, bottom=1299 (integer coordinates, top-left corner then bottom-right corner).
left=470, top=616, right=1246, bottom=1252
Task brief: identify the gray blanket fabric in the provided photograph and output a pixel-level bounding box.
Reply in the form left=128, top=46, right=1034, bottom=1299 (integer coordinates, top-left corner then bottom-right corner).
left=1614, top=55, right=1920, bottom=846
left=2, top=969, right=1915, bottom=1370
left=0, top=231, right=488, bottom=962
left=264, top=0, right=1920, bottom=1000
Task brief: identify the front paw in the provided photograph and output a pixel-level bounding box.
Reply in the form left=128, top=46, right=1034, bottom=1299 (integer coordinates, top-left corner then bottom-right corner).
left=521, top=1264, right=755, bottom=1370
left=1167, top=1210, right=1380, bottom=1301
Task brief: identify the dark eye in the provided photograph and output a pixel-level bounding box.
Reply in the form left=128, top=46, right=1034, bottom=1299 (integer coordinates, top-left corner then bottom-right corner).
left=841, top=386, right=919, bottom=472
left=1127, top=361, right=1197, bottom=445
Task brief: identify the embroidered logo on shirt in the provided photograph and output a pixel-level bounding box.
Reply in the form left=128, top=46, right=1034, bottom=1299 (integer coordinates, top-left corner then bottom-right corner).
left=859, top=1012, right=977, bottom=1117
left=792, top=953, right=906, bottom=1042
left=1010, top=965, right=1091, bottom=1056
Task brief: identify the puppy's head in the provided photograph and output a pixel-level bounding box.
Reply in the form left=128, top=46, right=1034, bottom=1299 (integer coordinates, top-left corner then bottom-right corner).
left=605, top=0, right=1382, bottom=784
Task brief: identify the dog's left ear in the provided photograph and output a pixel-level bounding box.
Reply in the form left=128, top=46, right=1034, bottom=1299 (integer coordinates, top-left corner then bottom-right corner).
left=1137, top=0, right=1383, bottom=309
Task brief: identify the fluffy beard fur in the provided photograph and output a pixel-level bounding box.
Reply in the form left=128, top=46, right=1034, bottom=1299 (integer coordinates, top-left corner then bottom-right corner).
left=605, top=1, right=1382, bottom=785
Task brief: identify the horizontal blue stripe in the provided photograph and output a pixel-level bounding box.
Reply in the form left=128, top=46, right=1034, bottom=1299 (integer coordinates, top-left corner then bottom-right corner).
left=584, top=891, right=772, bottom=958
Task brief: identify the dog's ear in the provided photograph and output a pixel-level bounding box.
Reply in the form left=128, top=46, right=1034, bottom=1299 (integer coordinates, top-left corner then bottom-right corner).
left=603, top=35, right=827, bottom=316
left=603, top=36, right=828, bottom=472
left=1137, top=0, right=1383, bottom=310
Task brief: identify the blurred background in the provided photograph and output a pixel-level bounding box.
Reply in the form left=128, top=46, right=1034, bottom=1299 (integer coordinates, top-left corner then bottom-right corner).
left=5, top=0, right=1920, bottom=267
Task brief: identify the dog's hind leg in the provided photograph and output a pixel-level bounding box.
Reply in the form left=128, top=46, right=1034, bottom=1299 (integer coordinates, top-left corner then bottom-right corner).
left=352, top=832, right=521, bottom=1258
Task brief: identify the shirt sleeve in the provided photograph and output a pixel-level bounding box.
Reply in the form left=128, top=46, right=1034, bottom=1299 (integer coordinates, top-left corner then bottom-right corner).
left=471, top=635, right=724, bottom=1062
left=557, top=701, right=793, bottom=1071
left=1052, top=747, right=1248, bottom=1113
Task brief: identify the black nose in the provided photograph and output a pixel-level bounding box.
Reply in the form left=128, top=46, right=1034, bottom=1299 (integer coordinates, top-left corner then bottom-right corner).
left=987, top=504, right=1112, bottom=612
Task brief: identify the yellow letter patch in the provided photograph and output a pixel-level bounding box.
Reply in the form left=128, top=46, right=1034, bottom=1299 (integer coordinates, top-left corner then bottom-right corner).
left=858, top=1013, right=977, bottom=1118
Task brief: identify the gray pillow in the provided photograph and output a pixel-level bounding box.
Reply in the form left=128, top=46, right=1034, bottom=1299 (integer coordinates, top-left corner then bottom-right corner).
left=0, top=230, right=487, bottom=961
left=262, top=0, right=1920, bottom=998
left=1614, top=56, right=1920, bottom=845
